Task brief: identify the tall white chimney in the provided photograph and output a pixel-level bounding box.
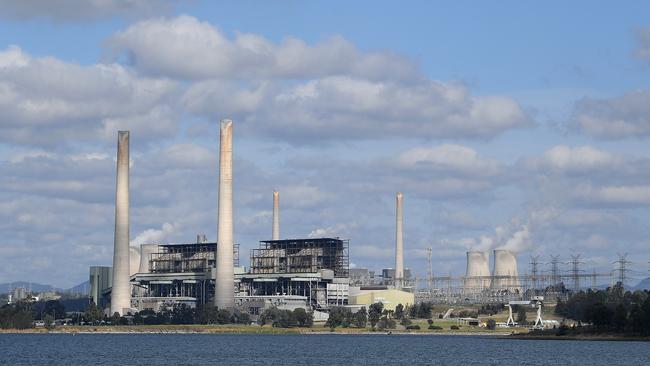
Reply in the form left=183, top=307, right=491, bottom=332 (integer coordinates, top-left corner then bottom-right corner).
left=395, top=192, right=404, bottom=288
left=272, top=190, right=280, bottom=240
left=110, top=131, right=130, bottom=315
left=215, top=119, right=234, bottom=310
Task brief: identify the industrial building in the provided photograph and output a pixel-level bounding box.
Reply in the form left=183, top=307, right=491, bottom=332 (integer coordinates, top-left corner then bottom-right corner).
left=104, top=237, right=351, bottom=316
left=89, top=266, right=112, bottom=308
left=349, top=287, right=414, bottom=311
left=130, top=240, right=241, bottom=312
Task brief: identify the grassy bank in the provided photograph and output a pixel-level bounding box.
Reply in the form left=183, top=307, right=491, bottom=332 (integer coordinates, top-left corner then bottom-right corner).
left=0, top=322, right=529, bottom=335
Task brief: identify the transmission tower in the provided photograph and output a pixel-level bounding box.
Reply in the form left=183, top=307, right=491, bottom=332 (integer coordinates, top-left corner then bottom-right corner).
left=530, top=255, right=541, bottom=291
left=426, top=247, right=433, bottom=293
left=614, top=253, right=631, bottom=289
left=570, top=254, right=583, bottom=291
left=550, top=255, right=561, bottom=288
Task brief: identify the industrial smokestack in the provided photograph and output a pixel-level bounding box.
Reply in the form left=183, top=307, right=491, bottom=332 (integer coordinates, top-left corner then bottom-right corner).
left=395, top=192, right=404, bottom=288
left=110, top=131, right=130, bottom=315
left=272, top=190, right=280, bottom=240
left=138, top=244, right=158, bottom=274
left=491, top=249, right=520, bottom=291
left=215, top=119, right=234, bottom=310
left=465, top=251, right=491, bottom=291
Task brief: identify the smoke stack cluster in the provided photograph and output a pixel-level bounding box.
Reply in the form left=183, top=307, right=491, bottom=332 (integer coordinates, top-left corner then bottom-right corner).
left=491, top=249, right=520, bottom=291
left=395, top=192, right=404, bottom=288
left=272, top=190, right=280, bottom=240
left=465, top=251, right=491, bottom=291
left=110, top=131, right=130, bottom=315
left=214, top=119, right=235, bottom=310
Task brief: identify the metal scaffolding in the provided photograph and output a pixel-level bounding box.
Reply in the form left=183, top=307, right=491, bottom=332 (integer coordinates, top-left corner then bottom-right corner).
left=250, top=238, right=349, bottom=277
left=150, top=242, right=239, bottom=273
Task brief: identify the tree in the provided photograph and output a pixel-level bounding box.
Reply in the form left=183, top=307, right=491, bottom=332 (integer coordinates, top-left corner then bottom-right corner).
left=293, top=308, right=313, bottom=327
left=486, top=319, right=496, bottom=330
left=44, top=314, right=55, bottom=330
left=368, top=302, right=383, bottom=330
left=516, top=306, right=527, bottom=324
left=216, top=309, right=232, bottom=324
left=394, top=304, right=404, bottom=320
left=84, top=302, right=103, bottom=325
left=326, top=307, right=349, bottom=330
left=353, top=307, right=368, bottom=328
left=612, top=304, right=626, bottom=332
left=43, top=300, right=66, bottom=320
left=196, top=305, right=219, bottom=324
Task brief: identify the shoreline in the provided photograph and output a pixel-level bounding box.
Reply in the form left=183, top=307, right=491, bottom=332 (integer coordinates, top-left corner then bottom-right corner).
left=0, top=325, right=522, bottom=336
left=506, top=333, right=650, bottom=342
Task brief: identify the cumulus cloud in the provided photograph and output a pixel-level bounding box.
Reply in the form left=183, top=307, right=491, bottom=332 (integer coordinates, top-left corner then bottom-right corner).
left=574, top=184, right=650, bottom=206
left=0, top=45, right=178, bottom=146
left=184, top=77, right=531, bottom=141
left=396, top=144, right=501, bottom=177
left=105, top=15, right=419, bottom=81
left=521, top=145, right=622, bottom=174
left=102, top=15, right=531, bottom=141
left=571, top=90, right=650, bottom=139
left=635, top=27, right=650, bottom=60
left=0, top=0, right=178, bottom=21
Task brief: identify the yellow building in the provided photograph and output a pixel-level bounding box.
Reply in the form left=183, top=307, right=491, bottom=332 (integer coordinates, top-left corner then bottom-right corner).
left=348, top=288, right=415, bottom=311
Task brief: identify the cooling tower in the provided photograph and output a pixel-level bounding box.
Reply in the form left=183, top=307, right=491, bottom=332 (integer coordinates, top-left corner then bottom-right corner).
left=110, top=131, right=130, bottom=315
left=272, top=190, right=280, bottom=240
left=215, top=119, right=234, bottom=310
left=491, top=249, right=520, bottom=291
left=129, top=246, right=140, bottom=276
left=138, top=244, right=158, bottom=273
left=465, top=251, right=491, bottom=291
left=395, top=192, right=404, bottom=288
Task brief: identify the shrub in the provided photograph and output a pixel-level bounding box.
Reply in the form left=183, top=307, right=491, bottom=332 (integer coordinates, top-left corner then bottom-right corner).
left=406, top=325, right=420, bottom=330
left=428, top=325, right=443, bottom=330
left=486, top=319, right=496, bottom=330
left=450, top=325, right=460, bottom=330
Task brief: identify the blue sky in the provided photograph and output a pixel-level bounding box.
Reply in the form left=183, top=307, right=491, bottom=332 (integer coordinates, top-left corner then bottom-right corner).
left=1, top=1, right=650, bottom=288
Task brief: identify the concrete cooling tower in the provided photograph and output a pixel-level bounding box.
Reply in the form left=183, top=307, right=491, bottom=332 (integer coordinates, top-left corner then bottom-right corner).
left=138, top=244, right=159, bottom=274
left=464, top=251, right=491, bottom=291
left=129, top=246, right=140, bottom=277
left=491, top=249, right=521, bottom=292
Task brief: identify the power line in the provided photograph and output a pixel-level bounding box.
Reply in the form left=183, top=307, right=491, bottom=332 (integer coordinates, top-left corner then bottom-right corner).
left=613, top=253, right=631, bottom=289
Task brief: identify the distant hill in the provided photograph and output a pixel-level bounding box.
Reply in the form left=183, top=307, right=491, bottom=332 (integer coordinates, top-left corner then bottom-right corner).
left=0, top=281, right=58, bottom=294
left=633, top=277, right=650, bottom=291
left=0, top=280, right=89, bottom=295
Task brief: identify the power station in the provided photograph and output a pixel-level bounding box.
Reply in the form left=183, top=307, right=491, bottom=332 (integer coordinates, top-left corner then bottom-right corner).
left=92, top=122, right=616, bottom=318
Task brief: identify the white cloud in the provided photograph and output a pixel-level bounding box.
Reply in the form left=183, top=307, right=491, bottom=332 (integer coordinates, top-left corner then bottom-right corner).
left=105, top=15, right=419, bottom=81
left=522, top=145, right=621, bottom=173
left=572, top=90, right=650, bottom=139
left=635, top=27, right=650, bottom=60
left=396, top=144, right=501, bottom=177
left=575, top=184, right=650, bottom=206
left=0, top=45, right=178, bottom=146
left=184, top=77, right=530, bottom=141
left=0, top=0, right=178, bottom=21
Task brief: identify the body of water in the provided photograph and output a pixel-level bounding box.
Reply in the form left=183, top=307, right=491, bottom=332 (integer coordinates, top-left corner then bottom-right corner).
left=0, top=333, right=648, bottom=365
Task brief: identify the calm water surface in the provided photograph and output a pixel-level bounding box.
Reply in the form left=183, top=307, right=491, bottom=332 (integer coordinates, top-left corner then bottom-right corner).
left=0, top=333, right=649, bottom=365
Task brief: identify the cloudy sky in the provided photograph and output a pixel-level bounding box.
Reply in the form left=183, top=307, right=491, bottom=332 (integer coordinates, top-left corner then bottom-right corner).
left=2, top=1, right=650, bottom=288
